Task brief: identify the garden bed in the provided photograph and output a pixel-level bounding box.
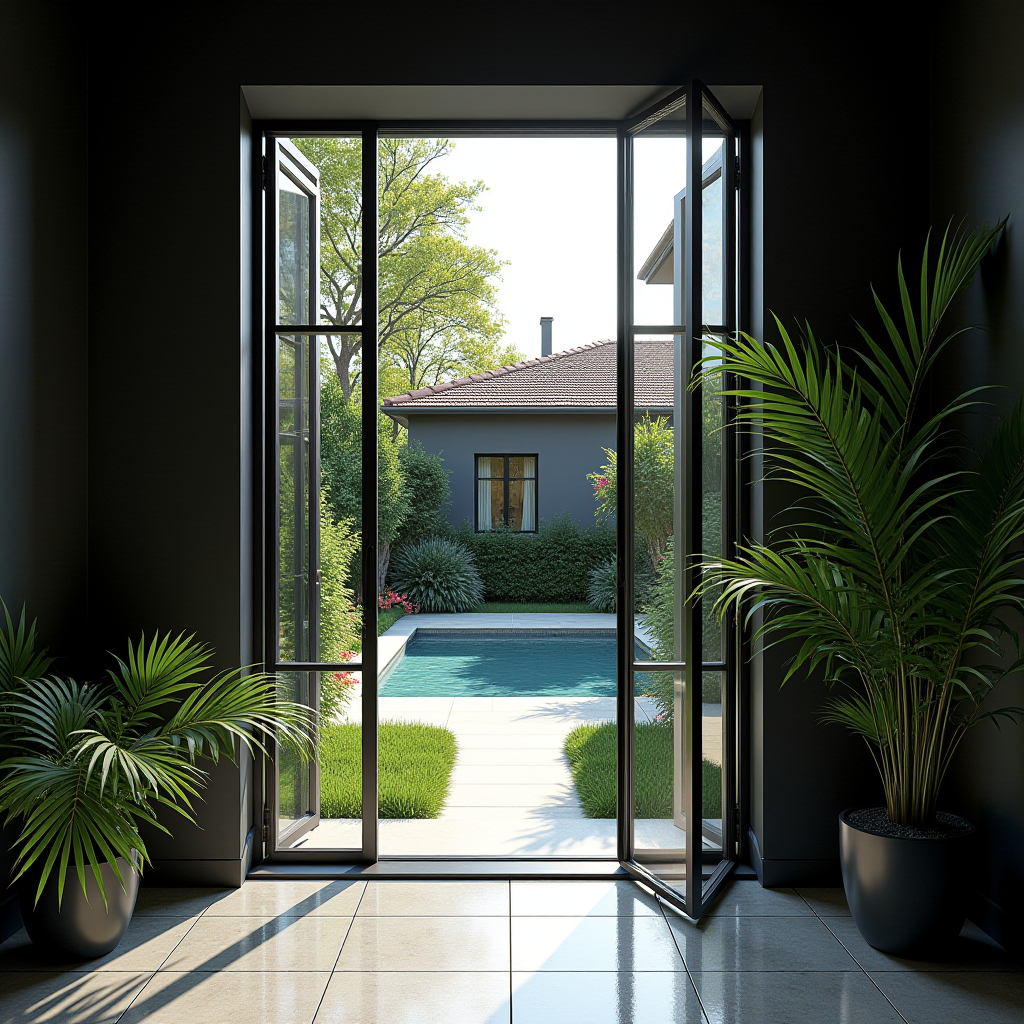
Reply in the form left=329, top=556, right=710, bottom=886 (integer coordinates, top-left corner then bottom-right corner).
left=319, top=722, right=457, bottom=818
left=564, top=722, right=722, bottom=818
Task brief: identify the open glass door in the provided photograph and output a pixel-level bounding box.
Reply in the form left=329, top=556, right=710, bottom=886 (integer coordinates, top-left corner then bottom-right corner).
left=264, top=130, right=380, bottom=860
left=617, top=83, right=739, bottom=919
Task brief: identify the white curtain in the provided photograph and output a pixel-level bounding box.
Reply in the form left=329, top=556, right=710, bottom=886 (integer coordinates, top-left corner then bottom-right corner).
left=521, top=457, right=537, bottom=531
left=477, top=461, right=492, bottom=530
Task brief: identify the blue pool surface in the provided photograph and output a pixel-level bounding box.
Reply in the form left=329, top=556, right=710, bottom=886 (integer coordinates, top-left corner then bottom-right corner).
left=378, top=630, right=649, bottom=697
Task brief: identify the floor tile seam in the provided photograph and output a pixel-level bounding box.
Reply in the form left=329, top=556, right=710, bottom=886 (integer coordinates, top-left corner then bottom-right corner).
left=146, top=909, right=206, bottom=977
left=657, top=895, right=711, bottom=1021
left=311, top=882, right=369, bottom=1021
left=508, top=880, right=514, bottom=1014
left=818, top=915, right=912, bottom=1024
left=111, top=969, right=159, bottom=1024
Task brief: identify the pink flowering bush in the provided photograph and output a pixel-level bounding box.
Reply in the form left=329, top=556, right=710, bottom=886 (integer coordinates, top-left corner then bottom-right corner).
left=379, top=589, right=420, bottom=615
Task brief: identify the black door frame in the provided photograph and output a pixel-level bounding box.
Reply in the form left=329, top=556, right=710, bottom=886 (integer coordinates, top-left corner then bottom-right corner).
left=252, top=88, right=747, bottom=919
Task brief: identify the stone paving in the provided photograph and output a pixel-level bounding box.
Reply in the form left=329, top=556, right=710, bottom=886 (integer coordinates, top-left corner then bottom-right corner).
left=294, top=613, right=722, bottom=855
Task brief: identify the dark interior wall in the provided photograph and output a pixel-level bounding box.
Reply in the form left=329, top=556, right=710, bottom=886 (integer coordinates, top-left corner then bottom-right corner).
left=931, top=0, right=1024, bottom=954
left=74, top=3, right=933, bottom=883
left=0, top=0, right=88, bottom=937
left=0, top=4, right=88, bottom=652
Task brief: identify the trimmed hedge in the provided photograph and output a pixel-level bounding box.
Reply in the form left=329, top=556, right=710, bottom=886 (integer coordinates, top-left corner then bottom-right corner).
left=455, top=514, right=615, bottom=604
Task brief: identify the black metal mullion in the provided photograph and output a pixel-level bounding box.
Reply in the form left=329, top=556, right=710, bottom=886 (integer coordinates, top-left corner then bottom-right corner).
left=682, top=81, right=704, bottom=919
left=615, top=126, right=636, bottom=865
left=361, top=125, right=380, bottom=864
left=263, top=138, right=282, bottom=859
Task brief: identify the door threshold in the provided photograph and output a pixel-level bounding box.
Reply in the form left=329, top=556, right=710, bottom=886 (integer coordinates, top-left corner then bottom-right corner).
left=248, top=859, right=632, bottom=880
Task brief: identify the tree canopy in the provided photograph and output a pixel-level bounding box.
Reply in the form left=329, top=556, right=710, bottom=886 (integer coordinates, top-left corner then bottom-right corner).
left=293, top=137, right=521, bottom=401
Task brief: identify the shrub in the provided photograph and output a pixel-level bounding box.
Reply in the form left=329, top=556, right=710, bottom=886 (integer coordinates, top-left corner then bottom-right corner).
left=586, top=540, right=659, bottom=613
left=396, top=442, right=452, bottom=546
left=639, top=540, right=723, bottom=719
left=587, top=556, right=617, bottom=612
left=587, top=415, right=675, bottom=571
left=457, top=513, right=615, bottom=604
left=388, top=537, right=484, bottom=612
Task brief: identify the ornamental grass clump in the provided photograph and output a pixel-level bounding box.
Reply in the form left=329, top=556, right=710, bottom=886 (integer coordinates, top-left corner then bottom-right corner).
left=388, top=537, right=484, bottom=613
left=699, top=221, right=1024, bottom=830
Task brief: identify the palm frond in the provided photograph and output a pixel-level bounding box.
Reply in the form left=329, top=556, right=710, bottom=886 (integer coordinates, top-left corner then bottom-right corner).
left=0, top=600, right=53, bottom=692
left=106, top=631, right=212, bottom=730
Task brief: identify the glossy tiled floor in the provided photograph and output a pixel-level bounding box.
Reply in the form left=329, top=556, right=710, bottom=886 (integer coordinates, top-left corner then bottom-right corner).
left=1, top=880, right=1021, bottom=1023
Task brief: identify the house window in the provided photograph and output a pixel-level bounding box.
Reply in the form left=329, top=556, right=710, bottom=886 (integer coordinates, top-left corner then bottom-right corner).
left=476, top=455, right=537, bottom=532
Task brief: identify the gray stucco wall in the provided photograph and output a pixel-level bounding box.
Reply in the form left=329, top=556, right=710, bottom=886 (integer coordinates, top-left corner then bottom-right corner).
left=404, top=413, right=615, bottom=531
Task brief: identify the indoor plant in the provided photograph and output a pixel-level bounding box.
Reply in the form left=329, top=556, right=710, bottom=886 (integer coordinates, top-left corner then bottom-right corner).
left=699, top=221, right=1024, bottom=954
left=0, top=603, right=314, bottom=960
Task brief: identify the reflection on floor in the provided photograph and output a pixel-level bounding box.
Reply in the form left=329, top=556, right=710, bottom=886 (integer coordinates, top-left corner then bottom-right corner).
left=2, top=880, right=1020, bottom=1023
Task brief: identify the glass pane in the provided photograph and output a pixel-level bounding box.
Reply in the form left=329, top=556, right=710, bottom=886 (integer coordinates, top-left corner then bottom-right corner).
left=490, top=479, right=505, bottom=529
left=318, top=333, right=364, bottom=659
left=633, top=335, right=680, bottom=662
left=277, top=334, right=311, bottom=662
left=522, top=455, right=537, bottom=479
left=633, top=134, right=686, bottom=327
left=281, top=670, right=363, bottom=851
left=282, top=136, right=361, bottom=330
left=701, top=671, right=724, bottom=854
left=701, top=139, right=725, bottom=328
left=277, top=670, right=313, bottom=838
left=508, top=479, right=524, bottom=530
left=633, top=668, right=685, bottom=862
left=508, top=456, right=526, bottom=478
left=633, top=134, right=728, bottom=332
left=279, top=174, right=310, bottom=326
left=477, top=456, right=503, bottom=478
left=702, top=339, right=725, bottom=663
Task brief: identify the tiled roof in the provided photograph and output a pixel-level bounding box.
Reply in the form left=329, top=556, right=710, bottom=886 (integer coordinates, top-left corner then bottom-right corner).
left=382, top=340, right=675, bottom=411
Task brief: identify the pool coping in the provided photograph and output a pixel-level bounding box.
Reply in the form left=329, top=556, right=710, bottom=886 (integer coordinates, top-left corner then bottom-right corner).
left=377, top=612, right=656, bottom=683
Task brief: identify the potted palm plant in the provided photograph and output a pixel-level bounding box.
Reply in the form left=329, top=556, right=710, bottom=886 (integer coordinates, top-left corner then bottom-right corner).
left=0, top=603, right=314, bottom=961
left=699, top=221, right=1024, bottom=955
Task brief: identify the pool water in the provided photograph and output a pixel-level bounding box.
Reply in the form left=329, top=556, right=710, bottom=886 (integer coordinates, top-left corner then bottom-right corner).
left=378, top=630, right=649, bottom=697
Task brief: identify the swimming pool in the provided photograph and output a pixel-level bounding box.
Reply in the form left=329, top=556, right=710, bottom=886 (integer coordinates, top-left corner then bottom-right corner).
left=378, top=629, right=650, bottom=697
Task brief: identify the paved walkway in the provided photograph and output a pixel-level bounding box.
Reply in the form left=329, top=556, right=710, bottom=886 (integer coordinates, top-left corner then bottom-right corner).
left=296, top=613, right=719, bottom=856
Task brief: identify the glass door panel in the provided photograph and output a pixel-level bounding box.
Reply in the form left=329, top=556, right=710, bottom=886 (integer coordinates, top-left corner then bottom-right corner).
left=621, top=82, right=738, bottom=919
left=266, top=131, right=375, bottom=860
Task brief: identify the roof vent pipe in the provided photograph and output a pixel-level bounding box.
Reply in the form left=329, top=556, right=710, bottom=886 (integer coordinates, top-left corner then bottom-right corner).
left=540, top=316, right=553, bottom=357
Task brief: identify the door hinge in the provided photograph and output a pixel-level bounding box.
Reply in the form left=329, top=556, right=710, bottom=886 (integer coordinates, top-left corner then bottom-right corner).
left=734, top=155, right=741, bottom=190
left=261, top=155, right=269, bottom=191
left=262, top=804, right=270, bottom=843
left=734, top=806, right=741, bottom=832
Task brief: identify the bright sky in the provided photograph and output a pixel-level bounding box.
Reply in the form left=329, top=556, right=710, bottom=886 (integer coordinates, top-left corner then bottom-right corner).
left=429, top=137, right=701, bottom=359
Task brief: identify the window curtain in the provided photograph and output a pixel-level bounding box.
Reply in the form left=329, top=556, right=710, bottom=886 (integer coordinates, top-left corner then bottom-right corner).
left=477, top=460, right=492, bottom=530
left=521, top=457, right=536, bottom=531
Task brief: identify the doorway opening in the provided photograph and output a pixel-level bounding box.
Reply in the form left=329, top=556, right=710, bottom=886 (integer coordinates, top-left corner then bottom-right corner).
left=257, top=83, right=744, bottom=920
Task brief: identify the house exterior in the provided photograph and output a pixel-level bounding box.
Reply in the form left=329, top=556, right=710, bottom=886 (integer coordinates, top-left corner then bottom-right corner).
left=382, top=339, right=674, bottom=532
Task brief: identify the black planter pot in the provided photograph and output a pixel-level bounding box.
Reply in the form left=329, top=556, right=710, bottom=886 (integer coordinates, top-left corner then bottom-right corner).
left=18, top=856, right=139, bottom=962
left=839, top=808, right=974, bottom=956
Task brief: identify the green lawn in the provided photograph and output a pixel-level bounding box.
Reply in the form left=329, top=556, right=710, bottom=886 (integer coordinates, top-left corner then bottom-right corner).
left=319, top=722, right=457, bottom=818
left=468, top=602, right=595, bottom=613
left=377, top=607, right=407, bottom=635
left=564, top=722, right=722, bottom=819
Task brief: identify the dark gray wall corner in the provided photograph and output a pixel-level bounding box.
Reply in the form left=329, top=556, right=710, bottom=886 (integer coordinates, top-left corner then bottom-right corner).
left=931, top=0, right=1024, bottom=954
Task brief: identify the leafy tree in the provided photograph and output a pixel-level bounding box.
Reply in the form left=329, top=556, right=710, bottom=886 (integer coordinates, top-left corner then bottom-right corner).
left=293, top=137, right=520, bottom=400
left=396, top=442, right=451, bottom=546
